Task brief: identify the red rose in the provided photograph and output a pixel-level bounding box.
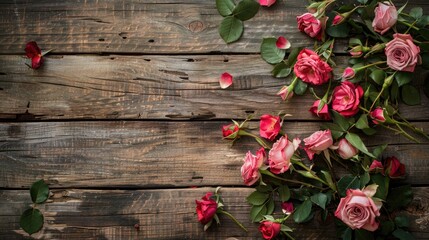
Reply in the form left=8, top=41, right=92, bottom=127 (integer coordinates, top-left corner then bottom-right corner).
left=222, top=124, right=239, bottom=140
left=195, top=193, right=218, bottom=224
left=385, top=156, right=406, bottom=178
left=309, top=100, right=330, bottom=120
left=241, top=148, right=265, bottom=186
left=25, top=41, right=44, bottom=69
left=260, top=114, right=282, bottom=141
left=332, top=81, right=364, bottom=117
left=294, top=49, right=332, bottom=85
left=259, top=221, right=281, bottom=240
left=297, top=13, right=323, bottom=40
left=281, top=202, right=294, bottom=215
left=369, top=160, right=384, bottom=174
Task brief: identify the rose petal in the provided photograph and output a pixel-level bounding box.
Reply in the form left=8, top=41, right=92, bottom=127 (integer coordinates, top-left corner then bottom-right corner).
left=276, top=36, right=291, bottom=49
left=219, top=72, right=233, bottom=89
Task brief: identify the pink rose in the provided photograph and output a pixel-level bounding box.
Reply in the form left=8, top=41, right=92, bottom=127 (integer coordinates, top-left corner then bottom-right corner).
left=332, top=81, right=364, bottom=117
left=333, top=15, right=343, bottom=25
left=336, top=138, right=358, bottom=159
left=294, top=49, right=332, bottom=85
left=369, top=160, right=384, bottom=174
left=372, top=2, right=397, bottom=35
left=370, top=107, right=386, bottom=124
left=385, top=33, right=420, bottom=72
left=281, top=202, right=294, bottom=215
left=303, top=130, right=333, bottom=160
left=309, top=100, right=331, bottom=120
left=195, top=193, right=218, bottom=225
left=335, top=185, right=382, bottom=231
left=385, top=156, right=406, bottom=178
left=222, top=124, right=239, bottom=140
left=259, top=221, right=281, bottom=240
left=342, top=67, right=355, bottom=81
left=268, top=136, right=301, bottom=174
left=297, top=13, right=323, bottom=40
left=259, top=0, right=276, bottom=7
left=241, top=148, right=265, bottom=186
left=260, top=114, right=282, bottom=141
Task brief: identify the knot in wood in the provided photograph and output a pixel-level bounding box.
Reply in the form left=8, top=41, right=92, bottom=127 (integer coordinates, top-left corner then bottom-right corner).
left=188, top=20, right=204, bottom=33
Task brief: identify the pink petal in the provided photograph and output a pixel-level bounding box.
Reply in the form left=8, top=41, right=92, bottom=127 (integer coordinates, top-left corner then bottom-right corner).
left=220, top=72, right=233, bottom=89
left=276, top=36, right=291, bottom=49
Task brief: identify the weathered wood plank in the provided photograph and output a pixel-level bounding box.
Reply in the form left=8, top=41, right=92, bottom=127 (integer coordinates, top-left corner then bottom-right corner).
left=1, top=121, right=428, bottom=188
left=0, top=55, right=428, bottom=120
left=0, top=187, right=428, bottom=239
left=0, top=0, right=427, bottom=54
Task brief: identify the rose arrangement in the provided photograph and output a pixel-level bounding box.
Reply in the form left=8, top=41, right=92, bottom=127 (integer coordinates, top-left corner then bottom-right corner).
left=200, top=0, right=429, bottom=239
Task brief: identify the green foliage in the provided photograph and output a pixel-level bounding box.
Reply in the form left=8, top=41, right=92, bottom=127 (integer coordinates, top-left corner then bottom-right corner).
left=30, top=180, right=49, bottom=204
left=310, top=193, right=328, bottom=210
left=401, top=85, right=421, bottom=106
left=395, top=72, right=412, bottom=87
left=261, top=37, right=286, bottom=64
left=219, top=16, right=244, bottom=43
left=337, top=176, right=360, bottom=197
left=278, top=185, right=290, bottom=202
left=392, top=229, right=415, bottom=240
left=369, top=69, right=386, bottom=86
left=232, top=0, right=259, bottom=21
left=345, top=132, right=375, bottom=158
left=370, top=173, right=389, bottom=200
left=20, top=209, right=44, bottom=235
left=293, top=80, right=308, bottom=95
left=216, top=0, right=235, bottom=17
left=293, top=199, right=312, bottom=223
left=272, top=62, right=292, bottom=78
left=387, top=185, right=413, bottom=211
left=246, top=191, right=269, bottom=205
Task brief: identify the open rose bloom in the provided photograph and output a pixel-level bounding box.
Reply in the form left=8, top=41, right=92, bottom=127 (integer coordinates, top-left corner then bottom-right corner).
left=259, top=221, right=281, bottom=240
left=332, top=81, right=363, bottom=117
left=241, top=148, right=265, bottom=186
left=372, top=1, right=397, bottom=35
left=268, top=135, right=301, bottom=174
left=385, top=33, right=421, bottom=72
left=195, top=193, right=218, bottom=225
left=297, top=13, right=323, bottom=40
left=303, top=130, right=333, bottom=160
left=294, top=49, right=332, bottom=85
left=260, top=114, right=282, bottom=141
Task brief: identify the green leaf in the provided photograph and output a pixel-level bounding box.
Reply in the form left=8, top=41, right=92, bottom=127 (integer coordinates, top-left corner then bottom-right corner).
left=232, top=0, right=259, bottom=21
left=30, top=180, right=49, bottom=204
left=219, top=16, right=244, bottom=43
left=266, top=197, right=275, bottom=214
left=387, top=185, right=413, bottom=211
left=326, top=12, right=350, bottom=38
left=421, top=53, right=429, bottom=70
left=380, top=220, right=395, bottom=236
left=287, top=47, right=302, bottom=66
left=371, top=173, right=389, bottom=200
left=395, top=215, right=410, bottom=228
left=360, top=172, right=370, bottom=188
left=250, top=204, right=267, bottom=222
left=310, top=193, right=328, bottom=210
left=294, top=79, right=308, bottom=95
left=393, top=229, right=415, bottom=240
left=409, top=7, right=423, bottom=19
left=342, top=227, right=353, bottom=240
left=372, top=144, right=387, bottom=158
left=401, top=85, right=421, bottom=106
left=281, top=224, right=293, bottom=232
left=369, top=69, right=386, bottom=86
left=345, top=132, right=376, bottom=158
left=278, top=185, right=290, bottom=202
left=246, top=191, right=269, bottom=205
left=321, top=170, right=336, bottom=192
left=272, top=62, right=292, bottom=78
left=256, top=184, right=273, bottom=193
left=216, top=0, right=235, bottom=17
left=293, top=199, right=312, bottom=223
left=356, top=114, right=369, bottom=130
left=357, top=0, right=368, bottom=4
left=322, top=123, right=345, bottom=139
left=395, top=72, right=412, bottom=87
left=355, top=229, right=374, bottom=240
left=331, top=111, right=352, bottom=132
left=261, top=37, right=286, bottom=64
left=337, top=176, right=360, bottom=197
left=20, top=208, right=44, bottom=235
left=362, top=127, right=377, bottom=136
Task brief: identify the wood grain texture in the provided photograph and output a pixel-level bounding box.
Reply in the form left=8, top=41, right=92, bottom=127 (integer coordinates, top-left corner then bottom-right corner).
left=1, top=187, right=428, bottom=240
left=0, top=0, right=428, bottom=54
left=1, top=121, right=428, bottom=189
left=1, top=55, right=428, bottom=120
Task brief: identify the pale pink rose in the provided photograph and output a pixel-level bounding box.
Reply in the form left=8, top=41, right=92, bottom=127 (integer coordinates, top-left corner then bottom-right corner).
left=336, top=138, right=358, bottom=159
left=281, top=202, right=294, bottom=215
left=276, top=36, right=291, bottom=49
left=219, top=72, right=233, bottom=89
left=335, top=185, right=382, bottom=231
left=332, top=81, right=364, bottom=117
left=369, top=160, right=384, bottom=174
left=370, top=107, right=386, bottom=124
left=309, top=100, right=330, bottom=120
left=294, top=49, right=332, bottom=85
left=259, top=0, right=276, bottom=7
left=260, top=114, right=282, bottom=141
left=277, top=85, right=293, bottom=100
left=268, top=136, right=301, bottom=174
left=342, top=67, right=355, bottom=81
left=372, top=2, right=397, bottom=35
left=303, top=130, right=333, bottom=160
left=385, top=33, right=420, bottom=72
left=241, top=148, right=265, bottom=186
left=297, top=13, right=323, bottom=40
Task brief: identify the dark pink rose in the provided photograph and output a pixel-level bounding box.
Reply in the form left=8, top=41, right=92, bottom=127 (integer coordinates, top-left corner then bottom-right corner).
left=259, top=221, right=281, bottom=240
left=333, top=15, right=343, bottom=25
left=372, top=1, right=397, bottom=35
left=195, top=193, right=218, bottom=224
left=342, top=67, right=355, bottom=81
left=385, top=33, right=420, bottom=72
left=303, top=130, right=333, bottom=160
left=260, top=115, right=282, bottom=141
left=370, top=107, right=386, bottom=124
left=294, top=49, right=332, bottom=85
left=309, top=100, right=331, bottom=120
left=369, top=160, right=384, bottom=174
left=336, top=138, right=358, bottom=159
left=385, top=156, right=406, bottom=178
left=241, top=148, right=265, bottom=186
left=297, top=13, right=323, bottom=40
left=335, top=185, right=382, bottom=231
left=268, top=136, right=301, bottom=174
left=281, top=202, right=294, bottom=215
left=332, top=81, right=364, bottom=117
left=259, top=0, right=276, bottom=7
left=25, top=41, right=44, bottom=69
left=222, top=124, right=239, bottom=140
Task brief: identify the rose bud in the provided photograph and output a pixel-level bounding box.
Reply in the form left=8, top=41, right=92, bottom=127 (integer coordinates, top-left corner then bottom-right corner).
left=259, top=221, right=281, bottom=240
left=332, top=81, right=364, bottom=118
left=195, top=193, right=218, bottom=225
left=303, top=130, right=333, bottom=160
left=281, top=202, right=294, bottom=215
left=336, top=138, right=359, bottom=159
left=241, top=148, right=265, bottom=186
left=259, top=0, right=276, bottom=7
left=349, top=45, right=369, bottom=58
left=385, top=156, right=406, bottom=178
left=385, top=34, right=420, bottom=72
left=268, top=136, right=301, bottom=174
left=335, top=185, right=382, bottom=231
left=372, top=1, right=398, bottom=35
left=333, top=15, right=343, bottom=25
left=309, top=100, right=330, bottom=120
left=25, top=41, right=44, bottom=69
left=259, top=114, right=282, bottom=141
left=297, top=13, right=323, bottom=40
left=277, top=85, right=294, bottom=101
left=370, top=107, right=386, bottom=124
left=342, top=67, right=355, bottom=81
left=222, top=123, right=240, bottom=140
left=369, top=160, right=384, bottom=174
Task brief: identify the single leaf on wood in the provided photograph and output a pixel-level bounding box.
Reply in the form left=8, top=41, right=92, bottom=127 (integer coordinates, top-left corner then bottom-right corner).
left=30, top=179, right=49, bottom=204
left=216, top=0, right=235, bottom=17
left=219, top=16, right=244, bottom=43
left=232, top=0, right=259, bottom=21
left=20, top=208, right=44, bottom=235
left=261, top=38, right=286, bottom=64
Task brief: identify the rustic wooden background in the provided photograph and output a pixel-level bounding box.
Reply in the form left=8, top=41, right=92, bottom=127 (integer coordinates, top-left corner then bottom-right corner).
left=0, top=0, right=428, bottom=239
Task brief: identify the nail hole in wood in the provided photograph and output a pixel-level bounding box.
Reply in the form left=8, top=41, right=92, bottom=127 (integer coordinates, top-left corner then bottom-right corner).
left=187, top=59, right=195, bottom=62
left=144, top=59, right=151, bottom=62
left=122, top=36, right=127, bottom=39
left=148, top=39, right=155, bottom=43
left=98, top=38, right=105, bottom=41
left=223, top=59, right=229, bottom=63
